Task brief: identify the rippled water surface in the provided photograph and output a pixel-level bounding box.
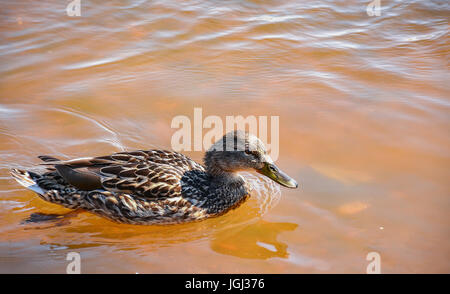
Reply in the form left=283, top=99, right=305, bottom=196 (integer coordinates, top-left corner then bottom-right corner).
left=0, top=0, right=449, bottom=273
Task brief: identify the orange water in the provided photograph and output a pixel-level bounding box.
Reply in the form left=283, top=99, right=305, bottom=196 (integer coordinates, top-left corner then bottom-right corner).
left=0, top=0, right=449, bottom=273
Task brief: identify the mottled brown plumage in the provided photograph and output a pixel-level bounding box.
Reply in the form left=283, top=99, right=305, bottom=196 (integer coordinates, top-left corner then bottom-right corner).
left=11, top=131, right=298, bottom=225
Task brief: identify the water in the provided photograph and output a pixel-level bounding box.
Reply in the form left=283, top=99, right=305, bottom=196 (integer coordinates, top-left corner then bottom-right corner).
left=0, top=0, right=449, bottom=273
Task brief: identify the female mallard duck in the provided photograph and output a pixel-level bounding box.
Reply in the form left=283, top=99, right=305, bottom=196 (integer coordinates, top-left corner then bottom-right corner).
left=11, top=131, right=298, bottom=225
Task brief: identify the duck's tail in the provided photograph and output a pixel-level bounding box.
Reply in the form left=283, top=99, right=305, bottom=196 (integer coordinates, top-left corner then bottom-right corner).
left=10, top=167, right=84, bottom=210
left=10, top=168, right=46, bottom=196
left=10, top=154, right=61, bottom=195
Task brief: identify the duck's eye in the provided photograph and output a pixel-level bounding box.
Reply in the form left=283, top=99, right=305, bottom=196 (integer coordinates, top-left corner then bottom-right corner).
left=244, top=149, right=259, bottom=158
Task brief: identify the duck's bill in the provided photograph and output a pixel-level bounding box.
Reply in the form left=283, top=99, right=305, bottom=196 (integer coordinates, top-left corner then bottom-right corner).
left=257, top=163, right=298, bottom=189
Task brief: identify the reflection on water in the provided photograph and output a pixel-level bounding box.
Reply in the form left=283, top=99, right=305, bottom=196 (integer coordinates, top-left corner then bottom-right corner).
left=0, top=0, right=449, bottom=273
left=211, top=220, right=298, bottom=260
left=0, top=172, right=283, bottom=273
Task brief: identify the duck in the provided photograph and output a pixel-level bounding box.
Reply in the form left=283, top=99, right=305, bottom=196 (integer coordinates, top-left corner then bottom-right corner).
left=11, top=130, right=298, bottom=225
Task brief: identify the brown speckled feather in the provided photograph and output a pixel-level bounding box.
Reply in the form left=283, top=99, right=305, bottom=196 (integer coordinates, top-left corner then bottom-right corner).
left=45, top=150, right=205, bottom=199
left=11, top=148, right=251, bottom=225
left=10, top=131, right=277, bottom=225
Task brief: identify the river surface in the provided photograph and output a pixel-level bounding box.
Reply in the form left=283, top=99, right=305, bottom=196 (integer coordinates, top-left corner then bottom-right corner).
left=0, top=0, right=448, bottom=273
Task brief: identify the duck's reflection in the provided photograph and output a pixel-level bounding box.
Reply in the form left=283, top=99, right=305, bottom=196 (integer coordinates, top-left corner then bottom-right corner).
left=210, top=220, right=298, bottom=259
left=27, top=215, right=298, bottom=261
left=17, top=200, right=298, bottom=262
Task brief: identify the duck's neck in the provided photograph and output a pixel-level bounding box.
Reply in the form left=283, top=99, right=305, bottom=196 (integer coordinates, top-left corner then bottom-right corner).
left=204, top=171, right=250, bottom=215
left=203, top=163, right=251, bottom=215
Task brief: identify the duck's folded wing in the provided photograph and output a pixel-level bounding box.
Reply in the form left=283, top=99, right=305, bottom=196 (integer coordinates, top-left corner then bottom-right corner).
left=41, top=150, right=204, bottom=198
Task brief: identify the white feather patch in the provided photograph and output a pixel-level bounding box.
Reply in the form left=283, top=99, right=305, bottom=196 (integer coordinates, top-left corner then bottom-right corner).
left=11, top=169, right=45, bottom=195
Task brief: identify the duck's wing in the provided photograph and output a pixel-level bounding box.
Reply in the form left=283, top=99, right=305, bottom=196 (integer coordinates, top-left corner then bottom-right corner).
left=41, top=150, right=205, bottom=199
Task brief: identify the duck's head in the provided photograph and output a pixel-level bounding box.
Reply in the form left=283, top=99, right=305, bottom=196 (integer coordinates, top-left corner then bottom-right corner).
left=204, top=130, right=298, bottom=189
